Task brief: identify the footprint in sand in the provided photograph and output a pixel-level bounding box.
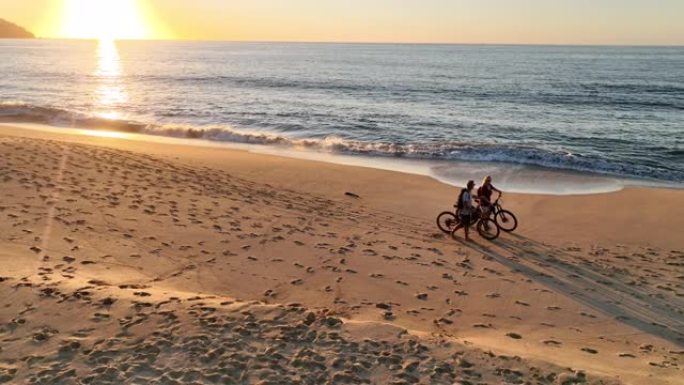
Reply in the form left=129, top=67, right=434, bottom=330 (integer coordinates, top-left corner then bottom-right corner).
left=473, top=323, right=493, bottom=329
left=581, top=347, right=598, bottom=354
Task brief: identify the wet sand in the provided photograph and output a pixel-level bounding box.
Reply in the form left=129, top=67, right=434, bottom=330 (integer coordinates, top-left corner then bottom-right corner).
left=0, top=124, right=682, bottom=385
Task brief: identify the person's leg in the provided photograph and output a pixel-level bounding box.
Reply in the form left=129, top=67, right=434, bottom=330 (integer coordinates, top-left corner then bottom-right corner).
left=462, top=215, right=470, bottom=240
left=451, top=222, right=463, bottom=238
left=481, top=204, right=490, bottom=218
left=452, top=214, right=469, bottom=239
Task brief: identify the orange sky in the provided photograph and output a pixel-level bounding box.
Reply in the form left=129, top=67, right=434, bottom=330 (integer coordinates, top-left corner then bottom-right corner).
left=1, top=0, right=683, bottom=44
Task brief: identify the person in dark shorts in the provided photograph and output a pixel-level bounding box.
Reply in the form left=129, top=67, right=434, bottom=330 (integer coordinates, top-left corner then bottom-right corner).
left=452, top=180, right=476, bottom=241
left=477, top=175, right=502, bottom=218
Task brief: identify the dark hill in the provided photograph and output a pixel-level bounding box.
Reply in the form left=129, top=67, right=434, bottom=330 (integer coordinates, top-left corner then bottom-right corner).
left=0, top=19, right=35, bottom=38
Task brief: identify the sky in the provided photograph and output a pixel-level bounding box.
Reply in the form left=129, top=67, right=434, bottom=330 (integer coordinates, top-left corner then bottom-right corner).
left=1, top=0, right=683, bottom=45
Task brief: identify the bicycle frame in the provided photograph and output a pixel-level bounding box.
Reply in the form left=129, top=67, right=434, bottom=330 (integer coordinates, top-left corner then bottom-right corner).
left=479, top=197, right=502, bottom=219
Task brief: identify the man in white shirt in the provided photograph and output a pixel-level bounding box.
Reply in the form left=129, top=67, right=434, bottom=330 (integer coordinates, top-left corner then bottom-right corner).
left=452, top=180, right=476, bottom=241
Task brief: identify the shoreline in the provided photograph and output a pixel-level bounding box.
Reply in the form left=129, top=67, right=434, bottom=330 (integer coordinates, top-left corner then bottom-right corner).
left=3, top=122, right=679, bottom=196
left=0, top=123, right=683, bottom=384
left=2, top=122, right=683, bottom=249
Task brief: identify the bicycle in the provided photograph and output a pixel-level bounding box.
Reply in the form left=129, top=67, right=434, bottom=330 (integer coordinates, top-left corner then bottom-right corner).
left=480, top=197, right=518, bottom=232
left=436, top=205, right=500, bottom=240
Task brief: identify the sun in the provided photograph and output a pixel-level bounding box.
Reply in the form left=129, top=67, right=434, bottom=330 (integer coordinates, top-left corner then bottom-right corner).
left=60, top=0, right=151, bottom=40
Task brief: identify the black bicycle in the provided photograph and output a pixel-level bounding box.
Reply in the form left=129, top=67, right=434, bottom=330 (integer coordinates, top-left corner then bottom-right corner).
left=483, top=197, right=518, bottom=232
left=436, top=206, right=500, bottom=240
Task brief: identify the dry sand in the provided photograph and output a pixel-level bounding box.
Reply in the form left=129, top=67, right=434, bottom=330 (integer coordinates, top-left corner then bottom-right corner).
left=0, top=124, right=682, bottom=385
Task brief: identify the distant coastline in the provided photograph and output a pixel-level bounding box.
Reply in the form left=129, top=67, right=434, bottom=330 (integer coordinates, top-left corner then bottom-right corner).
left=0, top=19, right=35, bottom=39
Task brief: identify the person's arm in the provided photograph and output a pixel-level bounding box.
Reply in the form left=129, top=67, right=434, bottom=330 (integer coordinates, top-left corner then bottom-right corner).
left=492, top=185, right=503, bottom=197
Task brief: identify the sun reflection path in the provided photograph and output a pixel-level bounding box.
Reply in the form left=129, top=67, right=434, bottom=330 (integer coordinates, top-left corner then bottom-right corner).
left=95, top=39, right=128, bottom=121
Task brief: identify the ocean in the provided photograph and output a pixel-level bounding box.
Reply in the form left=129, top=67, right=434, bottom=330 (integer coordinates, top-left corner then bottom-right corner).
left=1, top=39, right=682, bottom=189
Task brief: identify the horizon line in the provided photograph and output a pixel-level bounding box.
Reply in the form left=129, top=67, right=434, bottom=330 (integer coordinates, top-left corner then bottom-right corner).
left=26, top=37, right=684, bottom=48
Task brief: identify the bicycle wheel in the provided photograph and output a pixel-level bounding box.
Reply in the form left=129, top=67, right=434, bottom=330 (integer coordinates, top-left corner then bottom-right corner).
left=477, top=218, right=500, bottom=240
left=436, top=212, right=458, bottom=233
left=495, top=210, right=518, bottom=232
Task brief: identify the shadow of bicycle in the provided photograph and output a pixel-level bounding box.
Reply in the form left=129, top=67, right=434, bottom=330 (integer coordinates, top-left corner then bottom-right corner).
left=467, top=233, right=684, bottom=348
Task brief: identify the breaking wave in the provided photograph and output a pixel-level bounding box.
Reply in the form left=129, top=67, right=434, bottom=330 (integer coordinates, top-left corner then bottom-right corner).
left=1, top=101, right=682, bottom=183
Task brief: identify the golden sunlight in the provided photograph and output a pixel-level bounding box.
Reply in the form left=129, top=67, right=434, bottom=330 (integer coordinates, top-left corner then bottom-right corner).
left=74, top=129, right=132, bottom=139
left=95, top=39, right=128, bottom=120
left=60, top=0, right=150, bottom=40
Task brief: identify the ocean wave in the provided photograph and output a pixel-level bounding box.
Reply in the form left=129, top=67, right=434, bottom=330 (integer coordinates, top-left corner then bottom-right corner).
left=1, top=102, right=682, bottom=183
left=579, top=82, right=684, bottom=95
left=128, top=75, right=684, bottom=110
left=0, top=101, right=148, bottom=132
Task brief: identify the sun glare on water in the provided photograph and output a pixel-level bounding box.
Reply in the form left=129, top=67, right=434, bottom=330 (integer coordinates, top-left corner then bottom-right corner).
left=60, top=0, right=151, bottom=40
left=94, top=39, right=128, bottom=121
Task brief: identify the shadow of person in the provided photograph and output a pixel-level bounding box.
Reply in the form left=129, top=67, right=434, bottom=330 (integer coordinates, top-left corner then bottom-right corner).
left=466, top=233, right=684, bottom=348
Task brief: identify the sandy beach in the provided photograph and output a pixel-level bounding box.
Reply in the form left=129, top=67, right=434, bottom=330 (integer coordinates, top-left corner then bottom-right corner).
left=0, top=124, right=682, bottom=385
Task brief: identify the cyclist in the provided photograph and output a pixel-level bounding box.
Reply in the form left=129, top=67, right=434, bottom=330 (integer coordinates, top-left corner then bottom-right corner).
left=477, top=175, right=502, bottom=218
left=452, top=180, right=476, bottom=241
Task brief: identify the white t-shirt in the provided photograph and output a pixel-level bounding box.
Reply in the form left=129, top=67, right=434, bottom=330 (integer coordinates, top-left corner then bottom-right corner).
left=460, top=191, right=473, bottom=215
